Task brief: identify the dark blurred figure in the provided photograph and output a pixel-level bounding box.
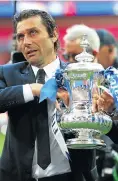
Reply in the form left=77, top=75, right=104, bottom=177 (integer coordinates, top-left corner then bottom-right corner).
left=96, top=29, right=117, bottom=69
left=0, top=41, right=11, bottom=65
left=11, top=51, right=26, bottom=63
left=7, top=34, right=26, bottom=64
left=97, top=144, right=118, bottom=181
left=113, top=57, right=118, bottom=69
left=96, top=29, right=118, bottom=181
left=10, top=34, right=27, bottom=64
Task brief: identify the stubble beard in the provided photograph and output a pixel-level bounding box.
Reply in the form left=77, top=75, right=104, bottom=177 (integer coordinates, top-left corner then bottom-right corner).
left=30, top=56, right=45, bottom=68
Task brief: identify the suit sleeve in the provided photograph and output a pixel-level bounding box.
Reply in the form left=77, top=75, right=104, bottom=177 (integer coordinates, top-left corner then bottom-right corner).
left=107, top=117, right=118, bottom=144
left=0, top=66, right=26, bottom=113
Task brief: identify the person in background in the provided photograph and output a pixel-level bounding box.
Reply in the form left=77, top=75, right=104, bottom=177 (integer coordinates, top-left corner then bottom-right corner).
left=93, top=86, right=118, bottom=181
left=61, top=24, right=100, bottom=181
left=96, top=29, right=118, bottom=180
left=63, top=24, right=100, bottom=63
left=96, top=29, right=117, bottom=69
left=7, top=34, right=27, bottom=64
left=0, top=42, right=11, bottom=65
left=96, top=91, right=118, bottom=144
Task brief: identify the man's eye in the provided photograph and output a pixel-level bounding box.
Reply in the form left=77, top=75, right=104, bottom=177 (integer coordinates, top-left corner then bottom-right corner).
left=30, top=30, right=37, bottom=36
left=17, top=34, right=24, bottom=41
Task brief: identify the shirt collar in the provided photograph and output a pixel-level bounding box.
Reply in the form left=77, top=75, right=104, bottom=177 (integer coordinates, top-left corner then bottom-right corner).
left=31, top=57, right=60, bottom=79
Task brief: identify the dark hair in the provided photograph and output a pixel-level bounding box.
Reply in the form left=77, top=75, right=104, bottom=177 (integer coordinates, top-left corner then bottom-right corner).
left=14, top=9, right=59, bottom=52
left=96, top=29, right=116, bottom=48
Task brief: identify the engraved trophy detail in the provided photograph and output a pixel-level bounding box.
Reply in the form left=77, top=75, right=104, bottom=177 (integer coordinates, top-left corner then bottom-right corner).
left=59, top=34, right=112, bottom=149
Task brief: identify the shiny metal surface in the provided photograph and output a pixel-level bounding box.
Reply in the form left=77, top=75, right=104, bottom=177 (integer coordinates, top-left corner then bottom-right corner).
left=59, top=35, right=112, bottom=149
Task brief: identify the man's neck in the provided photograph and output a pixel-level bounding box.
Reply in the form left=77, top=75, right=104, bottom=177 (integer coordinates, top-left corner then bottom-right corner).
left=35, top=54, right=57, bottom=68
left=43, top=54, right=57, bottom=67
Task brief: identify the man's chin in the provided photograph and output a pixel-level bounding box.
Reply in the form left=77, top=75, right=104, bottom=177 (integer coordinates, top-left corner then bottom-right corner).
left=27, top=57, right=38, bottom=65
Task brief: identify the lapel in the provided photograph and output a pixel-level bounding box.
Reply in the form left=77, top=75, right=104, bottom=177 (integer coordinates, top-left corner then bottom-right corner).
left=19, top=61, right=36, bottom=84
left=18, top=60, right=68, bottom=85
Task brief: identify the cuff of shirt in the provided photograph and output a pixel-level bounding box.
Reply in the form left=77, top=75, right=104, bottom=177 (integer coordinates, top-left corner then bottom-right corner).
left=23, top=84, right=34, bottom=103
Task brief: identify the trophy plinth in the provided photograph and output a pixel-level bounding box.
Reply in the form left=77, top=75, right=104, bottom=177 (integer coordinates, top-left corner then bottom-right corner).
left=59, top=35, right=112, bottom=149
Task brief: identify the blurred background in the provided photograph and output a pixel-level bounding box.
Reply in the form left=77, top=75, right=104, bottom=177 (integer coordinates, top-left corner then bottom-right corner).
left=0, top=0, right=118, bottom=157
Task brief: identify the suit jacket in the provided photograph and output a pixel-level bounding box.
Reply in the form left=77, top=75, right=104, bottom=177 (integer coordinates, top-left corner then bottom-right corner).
left=0, top=60, right=70, bottom=181
left=0, top=61, right=38, bottom=181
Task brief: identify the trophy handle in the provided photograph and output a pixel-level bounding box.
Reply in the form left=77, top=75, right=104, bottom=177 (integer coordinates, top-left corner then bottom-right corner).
left=98, top=85, right=113, bottom=98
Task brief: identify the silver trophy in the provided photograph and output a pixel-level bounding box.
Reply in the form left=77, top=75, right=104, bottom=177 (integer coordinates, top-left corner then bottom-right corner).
left=59, top=34, right=112, bottom=149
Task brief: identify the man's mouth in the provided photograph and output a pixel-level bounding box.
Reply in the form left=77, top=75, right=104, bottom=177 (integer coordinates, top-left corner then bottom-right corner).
left=27, top=50, right=37, bottom=57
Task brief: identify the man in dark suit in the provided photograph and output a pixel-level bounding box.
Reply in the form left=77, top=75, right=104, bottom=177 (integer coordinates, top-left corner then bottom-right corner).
left=95, top=29, right=117, bottom=179
left=0, top=9, right=74, bottom=181
left=96, top=90, right=118, bottom=144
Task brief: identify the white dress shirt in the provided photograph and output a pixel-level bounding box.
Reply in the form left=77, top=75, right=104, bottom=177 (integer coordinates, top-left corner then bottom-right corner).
left=23, top=57, right=71, bottom=180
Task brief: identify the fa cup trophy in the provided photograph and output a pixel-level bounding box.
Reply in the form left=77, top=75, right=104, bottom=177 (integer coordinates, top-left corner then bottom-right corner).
left=60, top=35, right=112, bottom=149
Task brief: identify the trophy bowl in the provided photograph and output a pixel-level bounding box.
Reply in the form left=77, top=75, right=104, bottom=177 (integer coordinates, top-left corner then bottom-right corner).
left=59, top=35, right=112, bottom=149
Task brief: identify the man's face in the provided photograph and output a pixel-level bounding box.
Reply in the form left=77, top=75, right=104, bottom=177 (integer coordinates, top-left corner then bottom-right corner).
left=64, top=40, right=83, bottom=63
left=16, top=16, right=57, bottom=66
left=97, top=45, right=116, bottom=69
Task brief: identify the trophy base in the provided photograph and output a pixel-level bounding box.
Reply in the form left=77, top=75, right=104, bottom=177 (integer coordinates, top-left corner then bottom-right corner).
left=66, top=128, right=106, bottom=149
left=67, top=138, right=106, bottom=149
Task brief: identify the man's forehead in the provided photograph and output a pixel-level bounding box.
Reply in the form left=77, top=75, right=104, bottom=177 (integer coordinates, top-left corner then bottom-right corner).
left=65, top=39, right=80, bottom=46
left=16, top=16, right=43, bottom=33
left=65, top=45, right=77, bottom=53
left=65, top=40, right=83, bottom=54
left=65, top=40, right=79, bottom=49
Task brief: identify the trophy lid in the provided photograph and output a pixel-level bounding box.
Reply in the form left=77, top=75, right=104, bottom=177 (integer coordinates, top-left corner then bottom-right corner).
left=75, top=34, right=94, bottom=63
left=75, top=51, right=94, bottom=63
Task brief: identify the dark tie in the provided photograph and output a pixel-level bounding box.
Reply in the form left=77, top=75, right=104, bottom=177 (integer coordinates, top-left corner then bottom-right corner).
left=36, top=69, right=51, bottom=169
left=36, top=69, right=45, bottom=84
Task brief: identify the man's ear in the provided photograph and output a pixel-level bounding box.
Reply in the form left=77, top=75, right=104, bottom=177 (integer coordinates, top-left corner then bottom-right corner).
left=51, top=27, right=58, bottom=43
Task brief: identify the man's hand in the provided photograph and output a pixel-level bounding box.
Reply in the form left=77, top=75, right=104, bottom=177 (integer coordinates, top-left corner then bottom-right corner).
left=30, top=83, right=43, bottom=97
left=92, top=91, right=114, bottom=113
left=92, top=93, right=99, bottom=113
left=57, top=89, right=69, bottom=107
left=55, top=100, right=61, bottom=111
left=30, top=85, right=69, bottom=106
left=97, top=91, right=114, bottom=112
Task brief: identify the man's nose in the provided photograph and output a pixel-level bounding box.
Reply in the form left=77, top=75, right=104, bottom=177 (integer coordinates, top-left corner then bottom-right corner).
left=23, top=35, right=32, bottom=46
